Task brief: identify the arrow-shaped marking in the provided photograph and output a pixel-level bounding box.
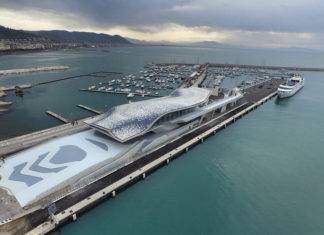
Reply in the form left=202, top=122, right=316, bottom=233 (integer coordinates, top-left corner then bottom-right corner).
left=29, top=152, right=67, bottom=173
left=9, top=162, right=43, bottom=186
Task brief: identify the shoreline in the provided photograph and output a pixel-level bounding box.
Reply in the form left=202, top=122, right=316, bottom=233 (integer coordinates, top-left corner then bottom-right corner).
left=0, top=44, right=135, bottom=56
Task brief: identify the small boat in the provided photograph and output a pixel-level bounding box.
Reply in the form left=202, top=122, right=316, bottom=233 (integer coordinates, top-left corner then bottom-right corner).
left=127, top=93, right=134, bottom=98
left=121, top=88, right=131, bottom=93
left=277, top=75, right=304, bottom=98
left=15, top=87, right=24, bottom=96
left=0, top=101, right=12, bottom=107
left=0, top=90, right=6, bottom=98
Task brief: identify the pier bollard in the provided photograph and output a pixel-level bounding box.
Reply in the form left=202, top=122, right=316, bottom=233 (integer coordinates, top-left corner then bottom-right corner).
left=112, top=191, right=116, bottom=197
left=142, top=173, right=146, bottom=179
left=72, top=213, right=77, bottom=221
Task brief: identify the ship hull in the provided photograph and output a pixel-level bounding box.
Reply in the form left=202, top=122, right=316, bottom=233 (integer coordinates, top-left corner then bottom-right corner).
left=277, top=80, right=304, bottom=98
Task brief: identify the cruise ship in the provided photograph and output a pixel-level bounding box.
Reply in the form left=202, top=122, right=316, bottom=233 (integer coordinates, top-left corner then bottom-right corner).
left=277, top=75, right=304, bottom=98
left=0, top=86, right=243, bottom=234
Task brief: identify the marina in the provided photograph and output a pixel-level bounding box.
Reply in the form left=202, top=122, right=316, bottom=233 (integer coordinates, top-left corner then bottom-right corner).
left=0, top=61, right=310, bottom=114
left=1, top=0, right=324, bottom=233
left=79, top=64, right=192, bottom=98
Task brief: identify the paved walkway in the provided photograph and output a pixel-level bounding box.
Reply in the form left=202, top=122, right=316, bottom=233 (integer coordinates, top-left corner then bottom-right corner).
left=0, top=119, right=90, bottom=158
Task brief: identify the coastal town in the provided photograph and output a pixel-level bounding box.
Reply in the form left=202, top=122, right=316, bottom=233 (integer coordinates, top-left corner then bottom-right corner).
left=0, top=25, right=132, bottom=53
left=0, top=38, right=80, bottom=51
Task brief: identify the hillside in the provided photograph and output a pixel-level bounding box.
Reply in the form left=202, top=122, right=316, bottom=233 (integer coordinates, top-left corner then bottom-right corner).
left=31, top=30, right=132, bottom=44
left=0, top=25, right=132, bottom=45
left=0, top=25, right=41, bottom=40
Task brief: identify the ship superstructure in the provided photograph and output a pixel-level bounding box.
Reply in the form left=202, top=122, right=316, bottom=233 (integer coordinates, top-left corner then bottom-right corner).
left=277, top=75, right=304, bottom=98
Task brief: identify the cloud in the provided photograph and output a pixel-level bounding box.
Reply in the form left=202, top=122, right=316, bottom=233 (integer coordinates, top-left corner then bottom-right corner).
left=0, top=0, right=323, bottom=49
left=0, top=8, right=82, bottom=31
left=102, top=23, right=229, bottom=43
left=1, top=0, right=324, bottom=32
left=225, top=31, right=317, bottom=48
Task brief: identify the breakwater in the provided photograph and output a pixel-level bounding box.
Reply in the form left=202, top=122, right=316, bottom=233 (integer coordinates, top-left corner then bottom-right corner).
left=0, top=66, right=69, bottom=76
left=157, top=63, right=324, bottom=72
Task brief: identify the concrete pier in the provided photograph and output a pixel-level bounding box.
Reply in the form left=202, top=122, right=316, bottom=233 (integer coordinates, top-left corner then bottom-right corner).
left=2, top=78, right=283, bottom=235
left=0, top=66, right=69, bottom=76
left=77, top=104, right=103, bottom=114
left=0, top=118, right=90, bottom=158
left=46, top=111, right=69, bottom=123
left=79, top=89, right=162, bottom=97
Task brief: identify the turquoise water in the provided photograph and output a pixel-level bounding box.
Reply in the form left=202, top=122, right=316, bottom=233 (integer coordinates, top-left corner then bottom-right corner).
left=1, top=46, right=324, bottom=234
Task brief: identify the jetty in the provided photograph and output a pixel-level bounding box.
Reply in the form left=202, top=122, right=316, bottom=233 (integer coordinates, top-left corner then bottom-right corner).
left=0, top=71, right=122, bottom=91
left=77, top=104, right=103, bottom=114
left=0, top=118, right=90, bottom=158
left=80, top=88, right=162, bottom=97
left=46, top=111, right=70, bottom=123
left=0, top=84, right=32, bottom=91
left=33, top=71, right=123, bottom=87
left=0, top=66, right=69, bottom=76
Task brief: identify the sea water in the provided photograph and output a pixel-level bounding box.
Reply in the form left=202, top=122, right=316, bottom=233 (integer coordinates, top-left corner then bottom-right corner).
left=0, top=46, right=324, bottom=235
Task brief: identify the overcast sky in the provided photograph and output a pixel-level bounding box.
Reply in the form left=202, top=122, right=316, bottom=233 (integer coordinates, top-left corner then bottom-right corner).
left=0, top=0, right=323, bottom=49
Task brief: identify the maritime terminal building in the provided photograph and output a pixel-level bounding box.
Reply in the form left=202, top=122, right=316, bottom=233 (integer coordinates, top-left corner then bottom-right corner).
left=0, top=86, right=243, bottom=230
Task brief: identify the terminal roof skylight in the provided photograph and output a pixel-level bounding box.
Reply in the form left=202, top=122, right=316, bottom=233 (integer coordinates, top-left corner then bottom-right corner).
left=85, top=87, right=211, bottom=142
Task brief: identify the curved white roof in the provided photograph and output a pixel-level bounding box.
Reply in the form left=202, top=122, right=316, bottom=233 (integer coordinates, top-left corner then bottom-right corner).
left=85, top=87, right=211, bottom=142
left=0, top=130, right=130, bottom=207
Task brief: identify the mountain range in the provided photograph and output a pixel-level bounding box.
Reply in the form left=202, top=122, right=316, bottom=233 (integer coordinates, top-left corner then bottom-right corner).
left=0, top=25, right=132, bottom=45
left=0, top=25, right=320, bottom=52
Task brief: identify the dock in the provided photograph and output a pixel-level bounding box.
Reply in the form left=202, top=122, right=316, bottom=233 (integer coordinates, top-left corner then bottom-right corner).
left=180, top=64, right=208, bottom=88
left=0, top=84, right=32, bottom=91
left=0, top=70, right=123, bottom=97
left=157, top=62, right=324, bottom=72
left=1, top=78, right=283, bottom=235
left=79, top=89, right=162, bottom=97
left=0, top=119, right=90, bottom=158
left=0, top=66, right=69, bottom=76
left=46, top=111, right=70, bottom=123
left=77, top=104, right=103, bottom=114
left=32, top=71, right=122, bottom=87
left=24, top=78, right=282, bottom=235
